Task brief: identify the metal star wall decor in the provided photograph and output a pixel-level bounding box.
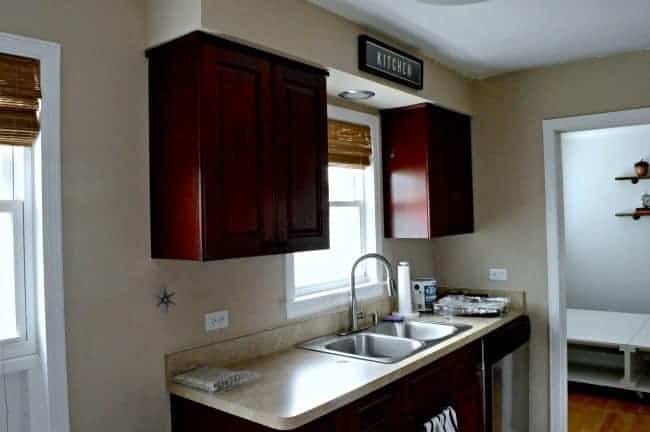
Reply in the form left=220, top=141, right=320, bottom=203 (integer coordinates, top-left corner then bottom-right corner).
left=157, top=286, right=176, bottom=313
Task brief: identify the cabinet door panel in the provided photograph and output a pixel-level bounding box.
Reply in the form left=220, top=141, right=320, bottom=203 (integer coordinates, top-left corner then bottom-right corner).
left=200, top=45, right=276, bottom=259
left=273, top=66, right=328, bottom=252
left=149, top=42, right=203, bottom=259
left=381, top=103, right=474, bottom=239
left=432, top=107, right=473, bottom=236
left=382, top=106, right=431, bottom=238
left=403, top=342, right=483, bottom=431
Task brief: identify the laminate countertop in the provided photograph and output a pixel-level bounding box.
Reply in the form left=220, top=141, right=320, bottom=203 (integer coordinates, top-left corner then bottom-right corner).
left=168, top=310, right=524, bottom=430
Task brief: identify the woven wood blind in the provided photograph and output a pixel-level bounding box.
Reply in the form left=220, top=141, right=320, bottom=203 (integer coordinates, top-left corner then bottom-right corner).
left=328, top=119, right=371, bottom=167
left=0, top=53, right=41, bottom=147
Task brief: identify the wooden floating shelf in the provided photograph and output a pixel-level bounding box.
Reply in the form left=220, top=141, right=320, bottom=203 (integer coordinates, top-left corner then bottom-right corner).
left=615, top=176, right=650, bottom=184
left=616, top=212, right=650, bottom=220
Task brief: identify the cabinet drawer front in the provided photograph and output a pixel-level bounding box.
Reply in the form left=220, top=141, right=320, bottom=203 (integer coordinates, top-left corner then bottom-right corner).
left=200, top=44, right=276, bottom=258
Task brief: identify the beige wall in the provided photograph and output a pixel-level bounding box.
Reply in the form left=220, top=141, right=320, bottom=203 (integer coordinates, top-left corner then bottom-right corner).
left=0, top=1, right=467, bottom=431
left=201, top=0, right=473, bottom=114
left=5, top=0, right=649, bottom=430
left=433, top=51, right=650, bottom=431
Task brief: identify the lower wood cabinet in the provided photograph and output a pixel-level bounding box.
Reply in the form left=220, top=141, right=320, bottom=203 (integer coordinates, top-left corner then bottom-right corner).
left=345, top=386, right=403, bottom=432
left=170, top=341, right=484, bottom=432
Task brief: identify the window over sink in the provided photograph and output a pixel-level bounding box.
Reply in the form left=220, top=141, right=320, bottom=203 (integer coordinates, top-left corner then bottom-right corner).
left=285, top=106, right=384, bottom=319
left=0, top=145, right=29, bottom=347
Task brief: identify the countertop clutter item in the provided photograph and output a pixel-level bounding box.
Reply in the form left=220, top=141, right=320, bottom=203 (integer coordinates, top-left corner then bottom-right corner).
left=412, top=277, right=437, bottom=312
left=635, top=159, right=649, bottom=177
left=397, top=261, right=417, bottom=317
left=434, top=295, right=509, bottom=317
left=173, top=366, right=259, bottom=393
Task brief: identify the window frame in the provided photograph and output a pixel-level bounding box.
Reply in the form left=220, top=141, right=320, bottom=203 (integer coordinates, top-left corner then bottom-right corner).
left=0, top=146, right=36, bottom=360
left=285, top=105, right=384, bottom=319
left=0, top=32, right=68, bottom=432
left=0, top=200, right=26, bottom=343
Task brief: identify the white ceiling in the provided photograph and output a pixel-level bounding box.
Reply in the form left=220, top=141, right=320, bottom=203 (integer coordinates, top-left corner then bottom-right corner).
left=310, top=0, right=650, bottom=78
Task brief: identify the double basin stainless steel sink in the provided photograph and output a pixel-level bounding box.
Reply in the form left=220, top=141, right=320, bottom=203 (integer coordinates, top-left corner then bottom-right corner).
left=300, top=320, right=471, bottom=364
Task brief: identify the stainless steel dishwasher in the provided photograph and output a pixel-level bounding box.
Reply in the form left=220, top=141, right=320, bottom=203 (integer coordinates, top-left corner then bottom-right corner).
left=482, top=316, right=530, bottom=432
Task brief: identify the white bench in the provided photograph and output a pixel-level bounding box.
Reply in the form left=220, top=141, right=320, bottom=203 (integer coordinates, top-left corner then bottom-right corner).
left=568, top=308, right=650, bottom=392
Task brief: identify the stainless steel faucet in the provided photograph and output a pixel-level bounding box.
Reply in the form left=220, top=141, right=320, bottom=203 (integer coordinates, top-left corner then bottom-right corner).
left=347, top=253, right=396, bottom=333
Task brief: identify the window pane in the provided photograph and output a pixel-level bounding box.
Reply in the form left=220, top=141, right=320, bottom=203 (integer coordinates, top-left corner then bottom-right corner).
left=0, top=145, right=13, bottom=200
left=294, top=205, right=363, bottom=290
left=0, top=211, right=17, bottom=341
left=328, top=166, right=365, bottom=202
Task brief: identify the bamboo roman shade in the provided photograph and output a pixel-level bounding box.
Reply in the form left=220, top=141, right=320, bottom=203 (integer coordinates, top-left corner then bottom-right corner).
left=0, top=53, right=41, bottom=147
left=328, top=119, right=371, bottom=167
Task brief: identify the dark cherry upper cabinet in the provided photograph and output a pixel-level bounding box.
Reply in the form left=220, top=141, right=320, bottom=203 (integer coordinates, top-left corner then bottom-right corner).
left=147, top=32, right=329, bottom=260
left=381, top=103, right=474, bottom=238
left=272, top=65, right=329, bottom=253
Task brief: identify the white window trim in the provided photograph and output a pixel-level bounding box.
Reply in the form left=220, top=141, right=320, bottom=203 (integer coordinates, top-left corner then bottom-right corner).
left=1, top=145, right=36, bottom=361
left=285, top=105, right=385, bottom=319
left=0, top=32, right=68, bottom=432
left=0, top=200, right=27, bottom=349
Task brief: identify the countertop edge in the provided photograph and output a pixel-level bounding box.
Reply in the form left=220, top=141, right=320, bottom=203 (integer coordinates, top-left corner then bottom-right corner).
left=168, top=311, right=523, bottom=430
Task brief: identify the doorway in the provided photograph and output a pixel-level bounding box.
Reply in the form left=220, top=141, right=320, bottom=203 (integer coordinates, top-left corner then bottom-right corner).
left=544, top=107, right=650, bottom=432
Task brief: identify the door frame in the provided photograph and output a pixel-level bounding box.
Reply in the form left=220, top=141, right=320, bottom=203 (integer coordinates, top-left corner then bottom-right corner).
left=543, top=106, right=650, bottom=432
left=0, top=32, right=68, bottom=432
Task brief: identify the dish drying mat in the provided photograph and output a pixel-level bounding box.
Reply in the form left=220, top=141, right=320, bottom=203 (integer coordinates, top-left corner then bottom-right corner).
left=173, top=366, right=259, bottom=393
left=433, top=295, right=509, bottom=317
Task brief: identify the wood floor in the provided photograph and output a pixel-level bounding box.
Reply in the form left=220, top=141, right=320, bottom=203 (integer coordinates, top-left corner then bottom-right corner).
left=569, top=383, right=650, bottom=431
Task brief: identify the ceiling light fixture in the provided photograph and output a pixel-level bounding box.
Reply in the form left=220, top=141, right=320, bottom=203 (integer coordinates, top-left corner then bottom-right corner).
left=338, top=90, right=376, bottom=100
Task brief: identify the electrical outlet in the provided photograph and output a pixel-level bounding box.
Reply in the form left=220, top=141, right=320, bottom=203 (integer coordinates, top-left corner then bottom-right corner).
left=205, top=310, right=229, bottom=332
left=489, top=268, right=508, bottom=281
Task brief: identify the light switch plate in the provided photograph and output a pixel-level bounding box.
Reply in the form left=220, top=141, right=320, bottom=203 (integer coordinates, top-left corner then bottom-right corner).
left=489, top=268, right=508, bottom=281
left=205, top=310, right=229, bottom=332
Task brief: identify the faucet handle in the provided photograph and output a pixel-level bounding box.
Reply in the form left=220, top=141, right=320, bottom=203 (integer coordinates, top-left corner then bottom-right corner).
left=371, top=312, right=379, bottom=326
left=356, top=311, right=365, bottom=320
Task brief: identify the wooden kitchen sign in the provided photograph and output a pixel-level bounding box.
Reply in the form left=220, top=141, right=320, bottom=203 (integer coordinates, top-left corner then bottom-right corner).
left=358, top=35, right=423, bottom=90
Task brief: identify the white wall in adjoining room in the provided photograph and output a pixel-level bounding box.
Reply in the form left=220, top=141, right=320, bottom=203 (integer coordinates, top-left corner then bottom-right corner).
left=562, top=124, right=650, bottom=313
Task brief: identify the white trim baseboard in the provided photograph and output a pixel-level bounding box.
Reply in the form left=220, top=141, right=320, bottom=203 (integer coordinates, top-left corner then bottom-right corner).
left=543, top=107, right=650, bottom=432
left=0, top=32, right=68, bottom=432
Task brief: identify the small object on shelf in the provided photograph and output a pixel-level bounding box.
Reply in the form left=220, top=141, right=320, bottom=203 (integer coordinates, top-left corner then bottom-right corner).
left=635, top=159, right=650, bottom=177
left=642, top=193, right=650, bottom=208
